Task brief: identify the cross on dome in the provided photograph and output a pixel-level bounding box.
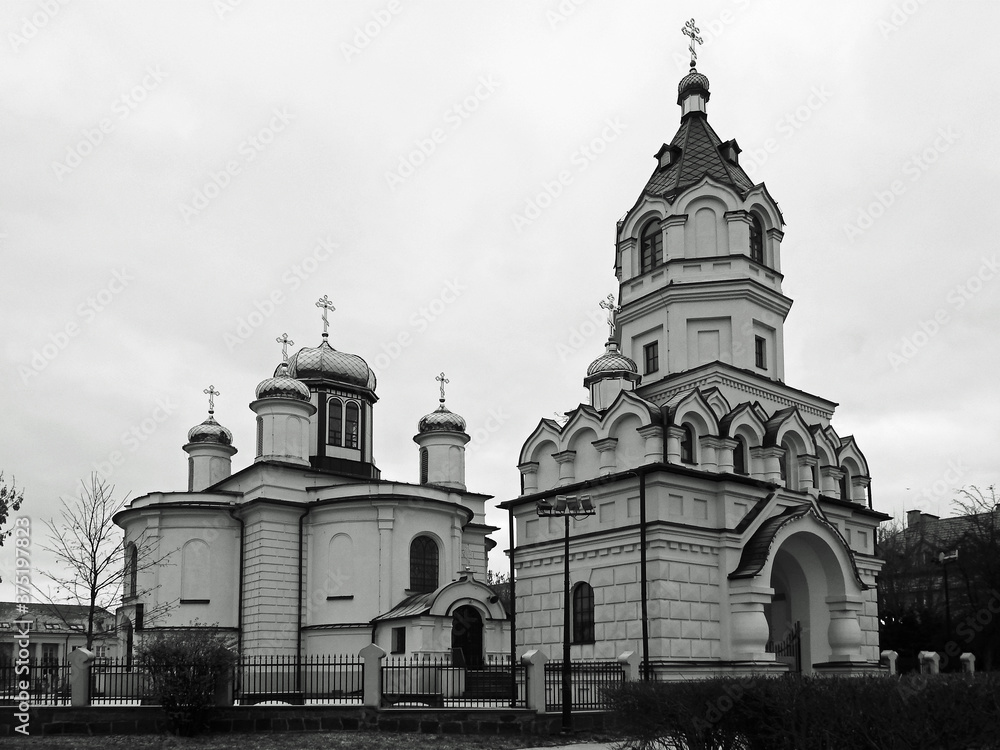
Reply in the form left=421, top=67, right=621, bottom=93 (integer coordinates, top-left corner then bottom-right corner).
left=316, top=295, right=336, bottom=338
left=682, top=18, right=703, bottom=68
left=276, top=333, right=294, bottom=362
left=436, top=372, right=449, bottom=404
left=203, top=385, right=220, bottom=415
left=599, top=294, right=621, bottom=339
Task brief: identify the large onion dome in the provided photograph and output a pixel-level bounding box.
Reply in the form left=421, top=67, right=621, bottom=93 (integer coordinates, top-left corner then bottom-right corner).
left=255, top=362, right=311, bottom=402
left=187, top=415, right=233, bottom=446
left=288, top=340, right=376, bottom=391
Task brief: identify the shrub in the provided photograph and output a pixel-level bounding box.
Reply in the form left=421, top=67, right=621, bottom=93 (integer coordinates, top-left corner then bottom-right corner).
left=136, top=628, right=237, bottom=736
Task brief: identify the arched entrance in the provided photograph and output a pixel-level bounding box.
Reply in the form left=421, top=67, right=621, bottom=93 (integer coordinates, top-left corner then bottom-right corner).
left=451, top=605, right=483, bottom=667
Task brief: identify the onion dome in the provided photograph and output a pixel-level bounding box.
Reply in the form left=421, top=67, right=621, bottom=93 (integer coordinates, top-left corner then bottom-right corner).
left=677, top=65, right=710, bottom=105
left=288, top=340, right=376, bottom=391
left=187, top=415, right=233, bottom=446
left=418, top=404, right=467, bottom=434
left=587, top=341, right=639, bottom=378
left=255, top=362, right=311, bottom=402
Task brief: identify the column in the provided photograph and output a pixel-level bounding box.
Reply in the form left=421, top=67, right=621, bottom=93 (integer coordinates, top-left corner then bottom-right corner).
left=666, top=426, right=685, bottom=465
left=798, top=455, right=818, bottom=495
left=826, top=595, right=864, bottom=662
left=716, top=437, right=737, bottom=475
left=699, top=436, right=723, bottom=473
left=636, top=425, right=663, bottom=464
left=752, top=447, right=783, bottom=484
left=851, top=475, right=871, bottom=504
left=820, top=466, right=845, bottom=498
left=553, top=450, right=577, bottom=487
left=729, top=586, right=774, bottom=661
left=592, top=438, right=618, bottom=476
left=518, top=462, right=539, bottom=495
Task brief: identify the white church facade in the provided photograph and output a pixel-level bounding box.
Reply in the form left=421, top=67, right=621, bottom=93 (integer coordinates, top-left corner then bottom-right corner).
left=501, top=58, right=888, bottom=676
left=115, top=317, right=508, bottom=664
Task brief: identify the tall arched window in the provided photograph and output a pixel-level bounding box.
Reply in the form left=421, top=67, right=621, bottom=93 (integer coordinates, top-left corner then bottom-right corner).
left=345, top=402, right=360, bottom=449
left=572, top=582, right=595, bottom=644
left=328, top=398, right=343, bottom=446
left=410, top=535, right=439, bottom=593
left=840, top=471, right=850, bottom=501
left=419, top=448, right=429, bottom=484
left=781, top=440, right=797, bottom=490
left=680, top=424, right=696, bottom=465
left=749, top=214, right=765, bottom=265
left=125, top=543, right=138, bottom=598
left=733, top=436, right=748, bottom=475
left=640, top=222, right=663, bottom=274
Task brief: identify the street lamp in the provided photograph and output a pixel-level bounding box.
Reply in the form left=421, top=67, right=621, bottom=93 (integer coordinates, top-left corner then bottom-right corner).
left=938, top=550, right=959, bottom=649
left=536, top=493, right=596, bottom=733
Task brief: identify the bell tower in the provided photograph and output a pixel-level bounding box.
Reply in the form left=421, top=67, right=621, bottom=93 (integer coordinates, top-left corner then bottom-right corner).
left=614, top=20, right=791, bottom=396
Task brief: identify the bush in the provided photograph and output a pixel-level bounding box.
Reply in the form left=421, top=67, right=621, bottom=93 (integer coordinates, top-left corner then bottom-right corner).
left=136, top=628, right=237, bottom=736
left=605, top=674, right=1000, bottom=750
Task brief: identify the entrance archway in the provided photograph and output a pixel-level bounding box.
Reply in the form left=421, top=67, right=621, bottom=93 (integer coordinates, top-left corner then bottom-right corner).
left=451, top=605, right=483, bottom=667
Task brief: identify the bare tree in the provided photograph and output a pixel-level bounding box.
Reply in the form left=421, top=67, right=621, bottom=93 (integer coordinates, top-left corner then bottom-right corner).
left=38, top=474, right=171, bottom=649
left=0, top=473, right=25, bottom=582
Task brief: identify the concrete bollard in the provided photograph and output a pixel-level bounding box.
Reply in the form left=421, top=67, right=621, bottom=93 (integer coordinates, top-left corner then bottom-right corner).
left=520, top=649, right=548, bottom=714
left=918, top=651, right=940, bottom=675
left=880, top=649, right=898, bottom=676
left=618, top=650, right=640, bottom=682
left=68, top=648, right=95, bottom=707
left=960, top=653, right=976, bottom=674
left=359, top=643, right=386, bottom=708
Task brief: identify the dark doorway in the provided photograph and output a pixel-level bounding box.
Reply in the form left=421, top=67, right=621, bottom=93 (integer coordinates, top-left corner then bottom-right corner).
left=451, top=605, right=483, bottom=667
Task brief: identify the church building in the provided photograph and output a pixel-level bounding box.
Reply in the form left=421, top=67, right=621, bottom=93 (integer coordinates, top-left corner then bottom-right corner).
left=114, top=308, right=508, bottom=664
left=501, top=39, right=888, bottom=677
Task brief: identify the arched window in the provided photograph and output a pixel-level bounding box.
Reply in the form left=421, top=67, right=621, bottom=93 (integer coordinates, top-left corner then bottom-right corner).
left=125, top=543, right=138, bottom=598
left=410, top=535, right=439, bottom=593
left=749, top=214, right=765, bottom=265
left=419, top=448, right=429, bottom=484
left=840, top=472, right=850, bottom=501
left=572, top=582, right=595, bottom=644
left=345, top=402, right=360, bottom=449
left=781, top=441, right=797, bottom=490
left=680, top=424, right=696, bottom=465
left=328, top=398, right=343, bottom=447
left=640, top=221, right=663, bottom=274
left=733, top=436, right=748, bottom=475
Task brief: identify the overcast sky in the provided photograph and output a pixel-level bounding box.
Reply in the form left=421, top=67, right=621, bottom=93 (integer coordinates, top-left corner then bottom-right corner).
left=2, top=1, right=998, bottom=601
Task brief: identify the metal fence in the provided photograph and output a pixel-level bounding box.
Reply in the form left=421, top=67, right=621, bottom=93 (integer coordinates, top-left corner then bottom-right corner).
left=381, top=654, right=525, bottom=708
left=544, top=660, right=624, bottom=711
left=238, top=653, right=362, bottom=705
left=0, top=662, right=72, bottom=706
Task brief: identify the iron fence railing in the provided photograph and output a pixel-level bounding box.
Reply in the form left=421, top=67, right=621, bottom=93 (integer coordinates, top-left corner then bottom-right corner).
left=381, top=654, right=525, bottom=708
left=0, top=661, right=72, bottom=706
left=238, top=653, right=363, bottom=705
left=544, top=660, right=624, bottom=711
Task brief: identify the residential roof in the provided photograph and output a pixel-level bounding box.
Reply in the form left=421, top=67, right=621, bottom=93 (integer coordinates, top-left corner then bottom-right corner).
left=0, top=602, right=115, bottom=634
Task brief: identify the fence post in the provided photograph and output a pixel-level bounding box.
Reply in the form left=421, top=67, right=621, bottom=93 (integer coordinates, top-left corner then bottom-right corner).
left=359, top=643, right=386, bottom=708
left=960, top=653, right=976, bottom=674
left=617, top=651, right=640, bottom=682
left=918, top=651, right=940, bottom=675
left=68, top=648, right=95, bottom=707
left=520, top=649, right=547, bottom=714
left=880, top=649, right=898, bottom=676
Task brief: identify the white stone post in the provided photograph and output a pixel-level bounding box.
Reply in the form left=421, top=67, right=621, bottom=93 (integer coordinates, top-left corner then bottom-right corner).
left=729, top=586, right=774, bottom=661
left=69, top=647, right=95, bottom=707
left=826, top=595, right=864, bottom=662
left=360, top=643, right=387, bottom=708
left=961, top=652, right=976, bottom=674
left=521, top=649, right=548, bottom=714
left=618, top=650, right=640, bottom=682
left=918, top=651, right=940, bottom=675
left=880, top=649, right=898, bottom=676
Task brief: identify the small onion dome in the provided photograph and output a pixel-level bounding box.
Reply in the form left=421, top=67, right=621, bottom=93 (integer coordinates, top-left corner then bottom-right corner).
left=418, top=404, right=467, bottom=434
left=187, top=415, right=233, bottom=446
left=288, top=340, right=376, bottom=391
left=255, top=362, right=311, bottom=401
left=587, top=341, right=639, bottom=378
left=677, top=66, right=710, bottom=105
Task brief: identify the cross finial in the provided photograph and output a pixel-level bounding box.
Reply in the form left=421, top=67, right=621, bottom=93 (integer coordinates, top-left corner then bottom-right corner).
left=682, top=18, right=703, bottom=68
left=599, top=294, right=621, bottom=339
left=316, top=295, right=335, bottom=338
left=204, top=385, right=220, bottom=416
left=276, top=333, right=294, bottom=362
left=435, top=372, right=449, bottom=404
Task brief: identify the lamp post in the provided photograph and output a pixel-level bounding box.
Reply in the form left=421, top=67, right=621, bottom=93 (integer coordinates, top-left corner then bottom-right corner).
left=938, top=550, right=958, bottom=650
left=536, top=493, right=595, bottom=734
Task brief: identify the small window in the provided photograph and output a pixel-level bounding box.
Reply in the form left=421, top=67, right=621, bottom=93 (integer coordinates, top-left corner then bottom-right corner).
left=126, top=543, right=138, bottom=598
left=391, top=627, right=406, bottom=654
left=680, top=424, right=696, bottom=465
left=345, top=402, right=360, bottom=449
left=572, top=582, right=595, bottom=644
left=410, top=535, right=439, bottom=593
left=749, top=214, right=764, bottom=265
left=754, top=336, right=767, bottom=370
left=419, top=448, right=429, bottom=484
left=643, top=342, right=659, bottom=375
left=328, top=398, right=343, bottom=447
left=840, top=473, right=850, bottom=501
left=640, top=222, right=663, bottom=274
left=733, top=436, right=748, bottom=475
left=256, top=416, right=263, bottom=456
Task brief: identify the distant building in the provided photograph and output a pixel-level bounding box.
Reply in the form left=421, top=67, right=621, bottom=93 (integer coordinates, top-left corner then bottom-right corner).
left=0, top=602, right=117, bottom=665
left=501, top=58, right=888, bottom=677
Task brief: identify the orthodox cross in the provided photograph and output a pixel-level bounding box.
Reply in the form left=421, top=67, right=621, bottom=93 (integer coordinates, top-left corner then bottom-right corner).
left=436, top=372, right=449, bottom=404
left=276, top=333, right=294, bottom=362
left=599, top=294, right=621, bottom=338
left=316, top=295, right=335, bottom=337
left=682, top=18, right=703, bottom=67
left=204, top=385, right=220, bottom=416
